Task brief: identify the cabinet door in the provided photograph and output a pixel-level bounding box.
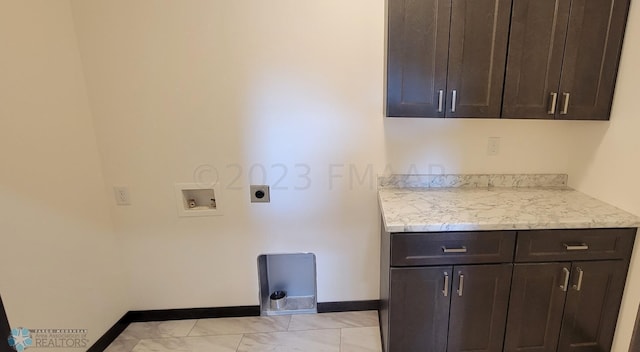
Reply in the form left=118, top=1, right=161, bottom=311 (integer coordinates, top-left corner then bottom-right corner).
left=0, top=295, right=11, bottom=352
left=389, top=267, right=451, bottom=352
left=387, top=0, right=450, bottom=117
left=446, top=0, right=511, bottom=118
left=447, top=264, right=513, bottom=352
left=557, top=0, right=631, bottom=120
left=501, top=0, right=571, bottom=119
left=631, top=305, right=640, bottom=352
left=504, top=263, right=571, bottom=352
left=557, top=261, right=627, bottom=352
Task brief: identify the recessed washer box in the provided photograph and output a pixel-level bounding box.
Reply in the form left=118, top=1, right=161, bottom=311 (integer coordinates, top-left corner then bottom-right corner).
left=175, top=183, right=222, bottom=217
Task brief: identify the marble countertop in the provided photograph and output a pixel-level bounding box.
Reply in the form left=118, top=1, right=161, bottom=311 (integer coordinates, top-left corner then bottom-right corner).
left=379, top=186, right=640, bottom=233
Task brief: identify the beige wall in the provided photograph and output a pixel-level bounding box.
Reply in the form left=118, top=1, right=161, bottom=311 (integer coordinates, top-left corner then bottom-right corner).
left=70, top=0, right=389, bottom=309
left=3, top=0, right=637, bottom=349
left=0, top=0, right=127, bottom=347
left=385, top=118, right=577, bottom=174
left=567, top=2, right=640, bottom=350
left=69, top=0, right=580, bottom=309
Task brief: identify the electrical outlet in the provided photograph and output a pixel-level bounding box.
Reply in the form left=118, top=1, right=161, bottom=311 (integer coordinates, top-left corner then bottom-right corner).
left=114, top=186, right=131, bottom=205
left=250, top=185, right=270, bottom=203
left=487, top=137, right=500, bottom=156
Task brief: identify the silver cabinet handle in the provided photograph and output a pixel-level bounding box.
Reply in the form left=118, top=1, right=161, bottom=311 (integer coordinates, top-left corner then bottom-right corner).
left=442, top=246, right=467, bottom=253
left=451, top=90, right=457, bottom=113
left=573, top=267, right=584, bottom=291
left=560, top=267, right=570, bottom=292
left=564, top=243, right=589, bottom=251
left=561, top=92, right=570, bottom=115
left=437, top=90, right=444, bottom=113
left=443, top=272, right=449, bottom=297
left=457, top=273, right=464, bottom=297
left=548, top=92, right=558, bottom=114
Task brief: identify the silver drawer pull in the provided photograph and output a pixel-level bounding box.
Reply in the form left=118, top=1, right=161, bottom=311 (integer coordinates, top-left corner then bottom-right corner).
left=451, top=90, right=457, bottom=113
left=442, top=246, right=467, bottom=253
left=573, top=267, right=584, bottom=291
left=563, top=243, right=589, bottom=251
left=548, top=92, right=558, bottom=114
left=561, top=92, right=570, bottom=115
left=443, top=272, right=449, bottom=297
left=560, top=267, right=570, bottom=292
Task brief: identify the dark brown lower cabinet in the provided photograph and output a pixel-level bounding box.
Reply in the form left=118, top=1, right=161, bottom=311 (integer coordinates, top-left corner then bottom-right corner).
left=380, top=228, right=635, bottom=352
left=388, top=266, right=450, bottom=352
left=447, top=265, right=513, bottom=352
left=504, top=261, right=627, bottom=352
left=388, top=264, right=512, bottom=352
left=557, top=261, right=627, bottom=352
left=504, top=263, right=572, bottom=351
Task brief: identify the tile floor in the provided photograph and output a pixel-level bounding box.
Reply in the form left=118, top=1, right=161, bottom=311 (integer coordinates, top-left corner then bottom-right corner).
left=104, top=310, right=382, bottom=352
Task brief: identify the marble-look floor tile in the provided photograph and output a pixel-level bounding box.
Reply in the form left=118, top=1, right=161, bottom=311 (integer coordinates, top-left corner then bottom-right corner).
left=131, top=335, right=242, bottom=352
left=340, top=327, right=382, bottom=352
left=104, top=337, right=140, bottom=352
left=119, top=320, right=197, bottom=339
left=189, top=315, right=290, bottom=336
left=287, top=311, right=379, bottom=331
left=237, top=329, right=340, bottom=352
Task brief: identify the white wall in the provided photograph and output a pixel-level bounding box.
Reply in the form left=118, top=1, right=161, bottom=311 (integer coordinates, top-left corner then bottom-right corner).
left=70, top=0, right=388, bottom=309
left=385, top=118, right=577, bottom=174
left=70, top=0, right=580, bottom=310
left=567, top=2, right=640, bottom=349
left=0, top=0, right=127, bottom=347
left=68, top=0, right=640, bottom=349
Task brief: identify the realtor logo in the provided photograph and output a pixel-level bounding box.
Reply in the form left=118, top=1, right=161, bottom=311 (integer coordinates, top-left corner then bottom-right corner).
left=7, top=328, right=89, bottom=349
left=8, top=327, right=32, bottom=352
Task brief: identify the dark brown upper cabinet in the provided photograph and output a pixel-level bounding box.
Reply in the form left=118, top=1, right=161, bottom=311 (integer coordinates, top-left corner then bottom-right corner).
left=386, top=0, right=512, bottom=118
left=502, top=0, right=631, bottom=120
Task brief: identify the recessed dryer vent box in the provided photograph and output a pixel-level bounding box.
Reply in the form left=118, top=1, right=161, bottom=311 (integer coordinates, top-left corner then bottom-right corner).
left=257, top=253, right=317, bottom=316
left=175, top=183, right=222, bottom=217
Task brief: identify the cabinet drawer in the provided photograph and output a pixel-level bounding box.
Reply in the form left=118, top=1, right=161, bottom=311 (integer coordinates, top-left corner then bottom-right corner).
left=390, top=231, right=516, bottom=266
left=515, top=228, right=636, bottom=262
